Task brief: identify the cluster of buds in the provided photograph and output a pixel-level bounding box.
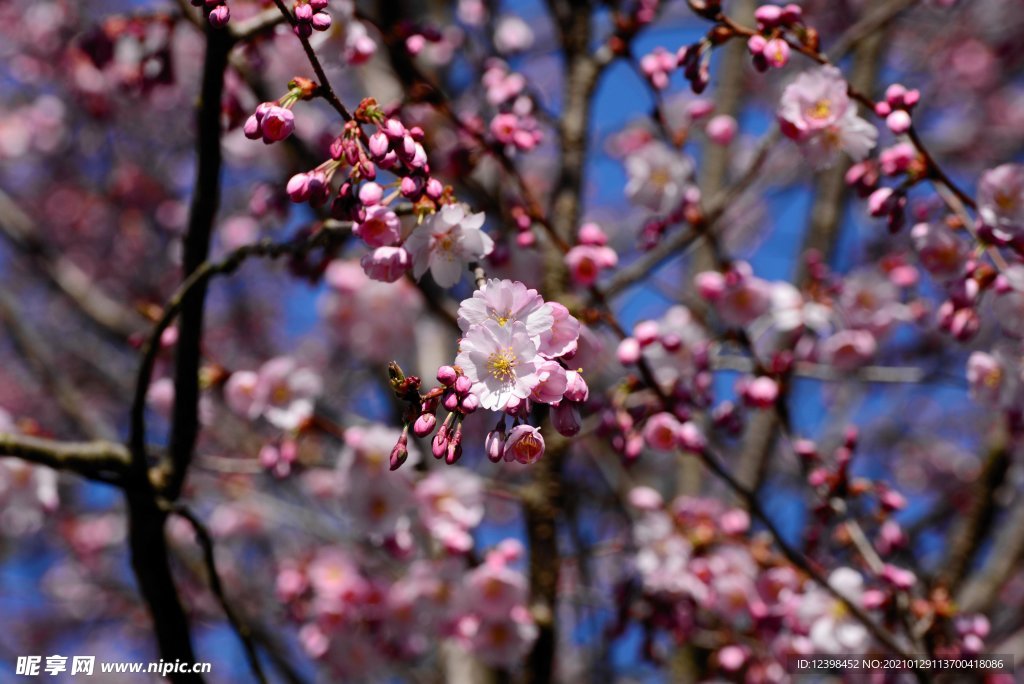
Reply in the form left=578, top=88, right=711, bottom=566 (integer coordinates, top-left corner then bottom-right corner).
left=677, top=41, right=711, bottom=94
left=878, top=142, right=922, bottom=177
left=409, top=365, right=480, bottom=465
left=639, top=47, right=678, bottom=91
left=259, top=439, right=299, bottom=479
left=637, top=187, right=703, bottom=249
left=244, top=78, right=316, bottom=144
left=875, top=83, right=920, bottom=135
left=292, top=0, right=331, bottom=37
left=190, top=0, right=229, bottom=28
left=746, top=4, right=813, bottom=72
left=283, top=99, right=451, bottom=222
left=597, top=404, right=705, bottom=464
left=935, top=258, right=996, bottom=341
left=565, top=223, right=618, bottom=287
left=400, top=26, right=444, bottom=56
left=510, top=205, right=535, bottom=248
left=489, top=112, right=543, bottom=152
left=867, top=186, right=908, bottom=233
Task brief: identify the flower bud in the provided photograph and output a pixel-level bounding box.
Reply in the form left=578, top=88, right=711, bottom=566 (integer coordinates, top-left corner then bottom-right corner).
left=553, top=402, right=581, bottom=437
left=460, top=393, right=480, bottom=414
left=389, top=432, right=409, bottom=471
left=412, top=412, right=437, bottom=437
left=485, top=427, right=506, bottom=462
left=678, top=421, right=706, bottom=453
left=437, top=365, right=457, bottom=386
left=208, top=4, right=230, bottom=27
left=311, top=11, right=332, bottom=31
left=454, top=374, right=473, bottom=395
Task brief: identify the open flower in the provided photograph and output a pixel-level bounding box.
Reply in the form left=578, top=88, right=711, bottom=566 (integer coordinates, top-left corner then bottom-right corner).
left=405, top=204, right=494, bottom=287
left=977, top=163, right=1024, bottom=241
left=778, top=66, right=878, bottom=169
left=457, top=279, right=553, bottom=337
left=503, top=425, right=546, bottom=464
left=250, top=357, right=323, bottom=430
left=455, top=320, right=542, bottom=411
left=624, top=141, right=694, bottom=214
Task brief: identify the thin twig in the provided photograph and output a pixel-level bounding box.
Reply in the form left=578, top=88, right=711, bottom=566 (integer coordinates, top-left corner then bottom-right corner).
left=172, top=504, right=269, bottom=684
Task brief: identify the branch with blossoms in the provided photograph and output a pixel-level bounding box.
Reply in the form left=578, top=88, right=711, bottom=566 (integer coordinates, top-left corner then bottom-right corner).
left=4, top=0, right=1024, bottom=682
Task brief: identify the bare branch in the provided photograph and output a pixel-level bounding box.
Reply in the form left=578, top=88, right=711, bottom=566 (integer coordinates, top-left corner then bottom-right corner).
left=172, top=504, right=269, bottom=684
left=0, top=432, right=129, bottom=484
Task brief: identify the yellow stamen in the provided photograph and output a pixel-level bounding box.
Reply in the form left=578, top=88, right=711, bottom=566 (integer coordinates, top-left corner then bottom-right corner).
left=809, top=99, right=831, bottom=119
left=487, top=348, right=518, bottom=382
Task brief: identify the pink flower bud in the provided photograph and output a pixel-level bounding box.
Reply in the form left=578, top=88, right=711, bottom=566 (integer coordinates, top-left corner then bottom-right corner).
left=208, top=4, right=230, bottom=27
left=742, top=376, right=779, bottom=408
left=617, top=337, right=641, bottom=365
left=485, top=427, right=506, bottom=462
left=553, top=401, right=581, bottom=437
left=718, top=645, right=748, bottom=672
left=747, top=34, right=768, bottom=55
left=578, top=222, right=608, bottom=245
left=389, top=434, right=409, bottom=471
left=563, top=369, right=589, bottom=402
left=358, top=181, right=383, bottom=206
left=311, top=11, right=331, bottom=31
left=705, top=114, right=737, bottom=145
left=880, top=563, right=916, bottom=589
left=383, top=118, right=406, bottom=139
left=643, top=412, right=681, bottom=451
left=443, top=392, right=460, bottom=411
left=886, top=110, right=912, bottom=134
left=310, top=0, right=328, bottom=9
left=413, top=412, right=437, bottom=437
left=720, top=509, right=750, bottom=535
left=454, top=374, right=473, bottom=395
left=261, top=106, right=294, bottom=144
left=243, top=113, right=262, bottom=139
left=884, top=83, right=907, bottom=107
left=661, top=333, right=682, bottom=352
left=754, top=4, right=783, bottom=28
left=445, top=441, right=463, bottom=465
left=294, top=4, right=314, bottom=22
left=867, top=187, right=895, bottom=217
left=437, top=365, right=457, bottom=386
left=634, top=320, right=660, bottom=347
left=286, top=172, right=311, bottom=203
left=628, top=486, right=663, bottom=510
left=425, top=177, right=444, bottom=200
left=368, top=131, right=390, bottom=159
left=694, top=270, right=726, bottom=300
left=781, top=4, right=802, bottom=22
left=678, top=421, right=706, bottom=453
left=460, top=393, right=480, bottom=413
left=431, top=429, right=448, bottom=459
left=400, top=176, right=424, bottom=199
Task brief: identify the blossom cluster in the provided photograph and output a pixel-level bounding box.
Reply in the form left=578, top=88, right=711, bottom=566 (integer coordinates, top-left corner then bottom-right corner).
left=251, top=95, right=496, bottom=288
left=622, top=487, right=986, bottom=675
left=395, top=279, right=586, bottom=468
left=778, top=65, right=879, bottom=170
left=268, top=425, right=538, bottom=675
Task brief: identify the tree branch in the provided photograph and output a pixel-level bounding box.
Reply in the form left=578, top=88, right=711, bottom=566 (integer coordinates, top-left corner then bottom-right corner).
left=172, top=504, right=269, bottom=684
left=0, top=433, right=129, bottom=484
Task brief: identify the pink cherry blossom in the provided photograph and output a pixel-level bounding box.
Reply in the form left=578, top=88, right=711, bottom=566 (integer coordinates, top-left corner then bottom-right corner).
left=405, top=204, right=494, bottom=287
